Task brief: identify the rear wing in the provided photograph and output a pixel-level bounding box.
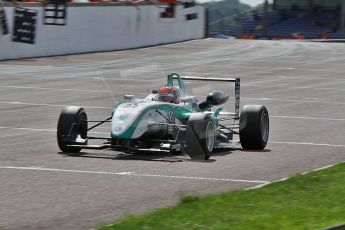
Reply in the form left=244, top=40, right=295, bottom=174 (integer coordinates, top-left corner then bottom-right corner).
left=181, top=76, right=241, bottom=118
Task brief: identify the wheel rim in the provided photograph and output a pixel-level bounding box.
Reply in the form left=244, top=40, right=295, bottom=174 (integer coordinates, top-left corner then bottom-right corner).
left=205, top=121, right=215, bottom=152
left=78, top=113, right=87, bottom=138
left=261, top=112, right=269, bottom=143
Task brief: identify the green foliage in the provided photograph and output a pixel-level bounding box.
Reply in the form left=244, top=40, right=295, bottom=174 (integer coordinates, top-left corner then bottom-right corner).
left=98, top=162, right=345, bottom=230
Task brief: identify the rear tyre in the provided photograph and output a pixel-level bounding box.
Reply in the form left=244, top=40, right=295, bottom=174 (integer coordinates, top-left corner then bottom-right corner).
left=185, top=113, right=215, bottom=160
left=239, top=105, right=269, bottom=150
left=57, top=106, right=88, bottom=153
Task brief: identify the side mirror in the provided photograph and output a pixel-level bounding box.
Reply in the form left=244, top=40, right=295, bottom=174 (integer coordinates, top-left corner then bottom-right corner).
left=206, top=91, right=229, bottom=106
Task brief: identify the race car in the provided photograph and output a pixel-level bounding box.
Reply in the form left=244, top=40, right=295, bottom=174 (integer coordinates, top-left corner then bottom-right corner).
left=57, top=72, right=269, bottom=160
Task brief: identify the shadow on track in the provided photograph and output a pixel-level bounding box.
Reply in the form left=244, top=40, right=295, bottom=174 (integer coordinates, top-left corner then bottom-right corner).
left=57, top=149, right=237, bottom=163
left=240, top=149, right=272, bottom=153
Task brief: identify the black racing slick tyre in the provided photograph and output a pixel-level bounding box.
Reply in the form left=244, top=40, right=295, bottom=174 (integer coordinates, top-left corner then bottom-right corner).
left=185, top=113, right=216, bottom=160
left=239, top=105, right=269, bottom=150
left=57, top=106, right=88, bottom=153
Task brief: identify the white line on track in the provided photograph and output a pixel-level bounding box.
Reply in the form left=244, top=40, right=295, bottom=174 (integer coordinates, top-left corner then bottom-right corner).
left=300, top=164, right=336, bottom=175
left=245, top=176, right=292, bottom=190
left=2, top=83, right=344, bottom=106
left=0, top=126, right=56, bottom=132
left=244, top=84, right=345, bottom=92
left=0, top=85, right=148, bottom=94
left=242, top=97, right=345, bottom=105
left=0, top=101, right=112, bottom=109
left=0, top=97, right=344, bottom=110
left=1, top=85, right=111, bottom=93
left=270, top=115, right=345, bottom=121
left=269, top=141, right=345, bottom=148
left=247, top=161, right=345, bottom=190
left=276, top=75, right=345, bottom=81
left=0, top=131, right=40, bottom=138
left=2, top=101, right=345, bottom=122
left=0, top=126, right=107, bottom=135
left=1, top=125, right=344, bottom=148
left=0, top=166, right=268, bottom=184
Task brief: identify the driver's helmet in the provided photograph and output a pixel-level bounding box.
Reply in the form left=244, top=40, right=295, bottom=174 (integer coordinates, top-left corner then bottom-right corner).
left=158, top=86, right=180, bottom=104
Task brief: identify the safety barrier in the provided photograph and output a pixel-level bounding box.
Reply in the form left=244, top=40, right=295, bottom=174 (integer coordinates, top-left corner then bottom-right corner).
left=0, top=3, right=205, bottom=60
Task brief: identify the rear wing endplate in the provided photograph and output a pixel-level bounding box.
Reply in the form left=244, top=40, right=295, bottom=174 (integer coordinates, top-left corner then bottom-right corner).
left=181, top=76, right=241, bottom=118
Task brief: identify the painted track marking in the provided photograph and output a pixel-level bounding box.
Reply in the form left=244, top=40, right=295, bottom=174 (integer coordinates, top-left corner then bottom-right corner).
left=0, top=126, right=107, bottom=135
left=242, top=97, right=345, bottom=106
left=244, top=84, right=345, bottom=92
left=270, top=115, right=345, bottom=121
left=247, top=161, right=345, bottom=190
left=0, top=126, right=56, bottom=132
left=1, top=100, right=345, bottom=122
left=0, top=85, right=147, bottom=94
left=269, top=141, right=345, bottom=148
left=0, top=131, right=40, bottom=138
left=0, top=166, right=268, bottom=184
left=0, top=101, right=111, bottom=109
left=1, top=96, right=345, bottom=110
left=0, top=126, right=344, bottom=147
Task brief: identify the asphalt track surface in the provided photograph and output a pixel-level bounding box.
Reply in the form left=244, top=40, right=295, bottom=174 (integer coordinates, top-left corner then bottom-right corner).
left=1, top=39, right=345, bottom=229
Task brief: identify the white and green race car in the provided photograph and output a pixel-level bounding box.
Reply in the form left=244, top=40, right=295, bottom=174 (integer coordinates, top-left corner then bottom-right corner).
left=57, top=73, right=269, bottom=160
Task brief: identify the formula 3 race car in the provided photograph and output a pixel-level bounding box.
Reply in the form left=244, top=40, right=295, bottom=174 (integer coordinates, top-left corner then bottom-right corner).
left=57, top=73, right=269, bottom=160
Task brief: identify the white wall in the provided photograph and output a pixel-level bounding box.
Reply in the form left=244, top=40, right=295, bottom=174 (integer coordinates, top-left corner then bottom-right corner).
left=0, top=4, right=205, bottom=60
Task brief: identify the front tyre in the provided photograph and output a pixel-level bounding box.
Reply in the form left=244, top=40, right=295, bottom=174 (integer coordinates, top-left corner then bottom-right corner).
left=185, top=113, right=215, bottom=160
left=239, top=105, right=269, bottom=150
left=57, top=106, right=88, bottom=153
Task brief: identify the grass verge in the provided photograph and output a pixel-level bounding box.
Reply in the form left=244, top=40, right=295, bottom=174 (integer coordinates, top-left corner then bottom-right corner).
left=98, top=163, right=345, bottom=230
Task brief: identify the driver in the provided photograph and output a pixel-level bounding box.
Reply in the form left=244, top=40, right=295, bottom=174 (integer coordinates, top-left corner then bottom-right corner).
left=158, top=86, right=180, bottom=104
